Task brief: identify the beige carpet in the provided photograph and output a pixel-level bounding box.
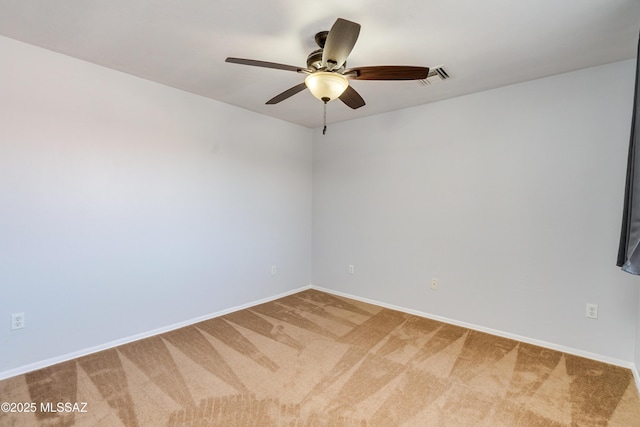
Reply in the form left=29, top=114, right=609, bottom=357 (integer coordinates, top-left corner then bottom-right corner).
left=1, top=289, right=639, bottom=426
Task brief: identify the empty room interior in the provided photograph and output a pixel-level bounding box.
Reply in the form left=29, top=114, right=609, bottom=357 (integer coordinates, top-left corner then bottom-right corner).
left=2, top=1, right=640, bottom=425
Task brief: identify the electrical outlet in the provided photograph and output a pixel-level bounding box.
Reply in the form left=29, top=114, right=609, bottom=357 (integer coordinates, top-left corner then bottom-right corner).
left=348, top=265, right=355, bottom=275
left=586, top=304, right=598, bottom=319
left=271, top=265, right=277, bottom=275
left=11, top=313, right=25, bottom=330
left=431, top=278, right=439, bottom=290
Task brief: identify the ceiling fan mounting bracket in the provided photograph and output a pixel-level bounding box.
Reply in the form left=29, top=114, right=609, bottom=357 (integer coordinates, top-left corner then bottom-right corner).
left=314, top=31, right=329, bottom=48
left=326, top=59, right=339, bottom=71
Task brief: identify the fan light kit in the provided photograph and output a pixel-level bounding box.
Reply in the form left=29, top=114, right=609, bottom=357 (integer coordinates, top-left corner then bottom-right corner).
left=226, top=18, right=429, bottom=134
left=305, top=72, right=349, bottom=102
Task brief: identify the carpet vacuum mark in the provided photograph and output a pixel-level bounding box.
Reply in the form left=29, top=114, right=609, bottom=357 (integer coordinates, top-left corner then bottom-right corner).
left=1, top=289, right=639, bottom=426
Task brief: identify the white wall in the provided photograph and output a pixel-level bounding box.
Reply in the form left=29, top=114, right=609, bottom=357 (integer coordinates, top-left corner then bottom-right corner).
left=312, top=59, right=640, bottom=363
left=2, top=33, right=639, bottom=377
left=0, top=36, right=312, bottom=376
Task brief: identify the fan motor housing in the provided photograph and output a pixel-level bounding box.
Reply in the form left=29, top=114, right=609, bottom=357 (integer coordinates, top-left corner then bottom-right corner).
left=307, top=49, right=324, bottom=70
left=307, top=30, right=349, bottom=71
left=306, top=49, right=346, bottom=72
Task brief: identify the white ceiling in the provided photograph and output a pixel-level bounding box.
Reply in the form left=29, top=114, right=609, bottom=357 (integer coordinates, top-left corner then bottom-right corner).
left=0, top=1, right=638, bottom=128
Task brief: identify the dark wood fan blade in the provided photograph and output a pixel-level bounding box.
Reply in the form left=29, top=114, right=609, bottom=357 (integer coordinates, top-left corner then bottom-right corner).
left=345, top=66, right=429, bottom=80
left=266, top=82, right=308, bottom=104
left=339, top=85, right=366, bottom=109
left=225, top=57, right=305, bottom=72
left=322, top=18, right=361, bottom=71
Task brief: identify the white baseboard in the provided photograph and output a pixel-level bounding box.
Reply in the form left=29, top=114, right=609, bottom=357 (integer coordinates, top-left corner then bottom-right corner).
left=310, top=285, right=640, bottom=392
left=3, top=283, right=639, bottom=395
left=0, top=285, right=312, bottom=381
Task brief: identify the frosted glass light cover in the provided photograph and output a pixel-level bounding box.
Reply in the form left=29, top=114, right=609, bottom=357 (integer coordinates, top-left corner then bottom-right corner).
left=305, top=72, right=349, bottom=101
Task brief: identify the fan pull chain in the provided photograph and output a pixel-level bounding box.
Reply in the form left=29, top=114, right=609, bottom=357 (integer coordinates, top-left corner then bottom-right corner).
left=322, top=97, right=329, bottom=135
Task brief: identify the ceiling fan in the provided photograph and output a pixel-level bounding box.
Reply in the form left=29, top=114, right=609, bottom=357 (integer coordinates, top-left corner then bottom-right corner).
left=225, top=18, right=429, bottom=133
